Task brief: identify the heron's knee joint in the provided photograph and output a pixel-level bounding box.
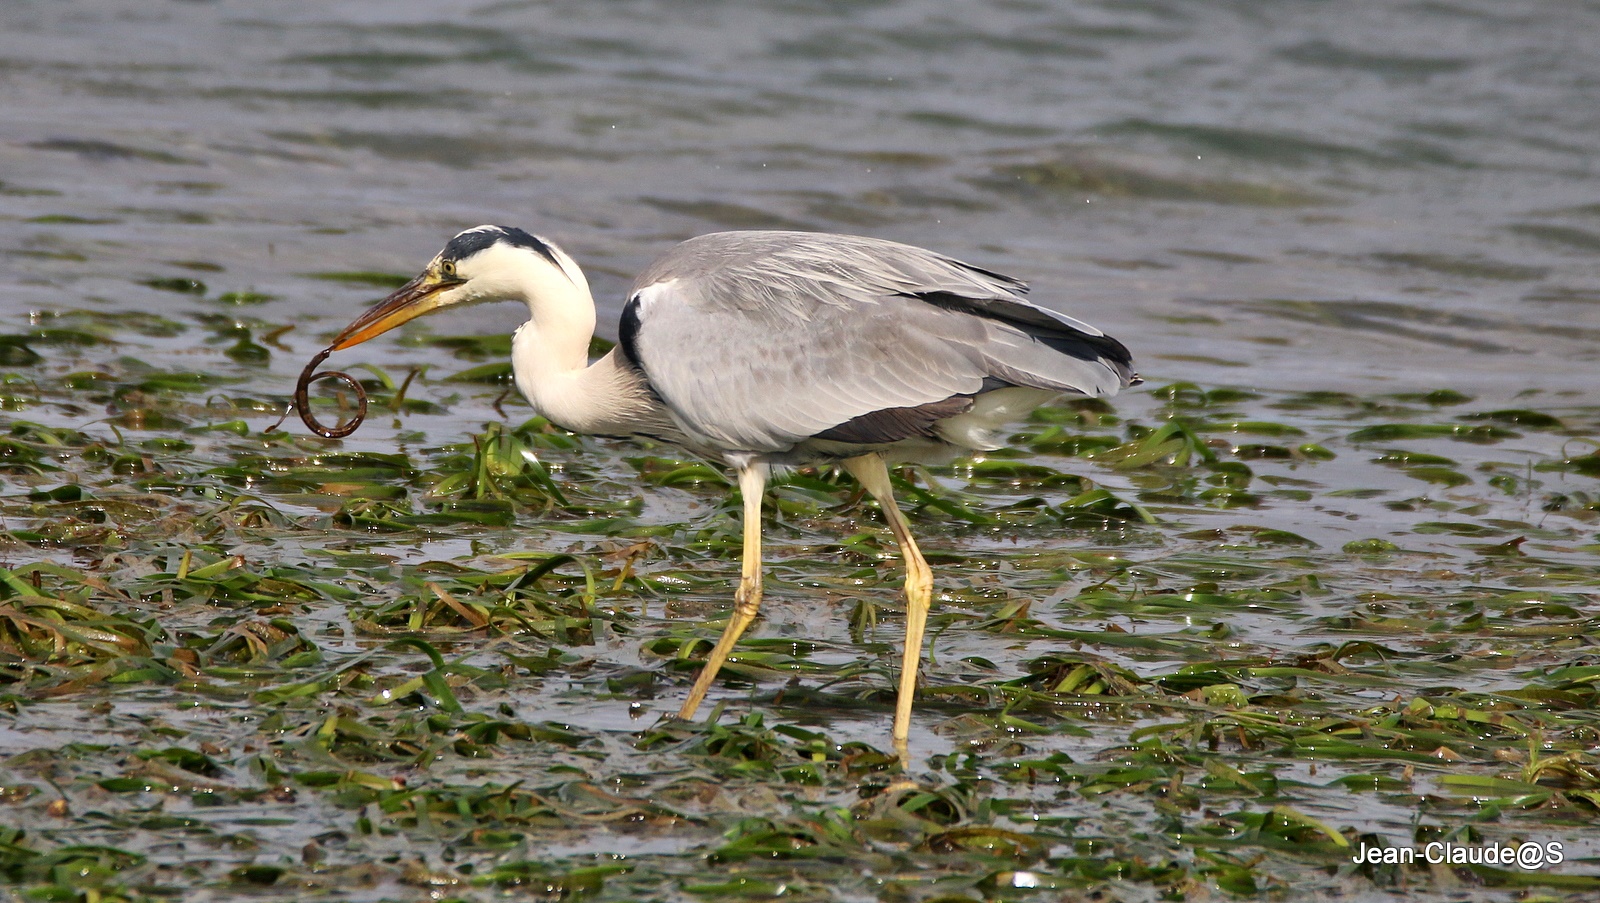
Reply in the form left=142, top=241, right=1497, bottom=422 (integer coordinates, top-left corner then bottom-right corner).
left=733, top=582, right=763, bottom=618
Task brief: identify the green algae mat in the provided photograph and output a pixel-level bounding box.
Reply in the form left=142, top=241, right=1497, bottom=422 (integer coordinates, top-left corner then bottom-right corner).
left=1, top=321, right=1598, bottom=901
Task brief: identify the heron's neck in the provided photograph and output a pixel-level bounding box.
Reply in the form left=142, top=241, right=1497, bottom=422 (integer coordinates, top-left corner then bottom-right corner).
left=510, top=283, right=663, bottom=438
left=518, top=278, right=597, bottom=377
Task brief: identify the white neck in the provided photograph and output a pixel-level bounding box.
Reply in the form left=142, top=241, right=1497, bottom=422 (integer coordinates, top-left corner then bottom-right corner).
left=501, top=253, right=668, bottom=439
left=519, top=274, right=596, bottom=377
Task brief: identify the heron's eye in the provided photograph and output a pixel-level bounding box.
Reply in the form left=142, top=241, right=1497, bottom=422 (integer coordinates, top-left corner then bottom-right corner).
left=440, top=260, right=458, bottom=279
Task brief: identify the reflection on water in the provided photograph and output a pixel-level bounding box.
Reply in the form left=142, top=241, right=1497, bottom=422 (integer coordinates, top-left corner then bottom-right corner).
left=3, top=0, right=1598, bottom=398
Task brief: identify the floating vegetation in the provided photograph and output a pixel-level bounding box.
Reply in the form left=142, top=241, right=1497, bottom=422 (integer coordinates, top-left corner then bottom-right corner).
left=0, top=326, right=1597, bottom=900
left=1371, top=251, right=1551, bottom=282
left=303, top=270, right=412, bottom=288
left=214, top=290, right=277, bottom=306
left=141, top=276, right=208, bottom=295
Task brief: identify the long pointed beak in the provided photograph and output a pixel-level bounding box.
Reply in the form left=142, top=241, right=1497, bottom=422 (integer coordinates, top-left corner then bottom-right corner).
left=328, top=272, right=462, bottom=350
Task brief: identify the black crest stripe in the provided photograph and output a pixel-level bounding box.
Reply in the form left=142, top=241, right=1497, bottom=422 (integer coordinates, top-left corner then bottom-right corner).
left=442, top=226, right=563, bottom=270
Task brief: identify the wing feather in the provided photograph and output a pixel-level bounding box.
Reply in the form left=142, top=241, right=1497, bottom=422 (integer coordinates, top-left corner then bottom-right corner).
left=622, top=231, right=1135, bottom=455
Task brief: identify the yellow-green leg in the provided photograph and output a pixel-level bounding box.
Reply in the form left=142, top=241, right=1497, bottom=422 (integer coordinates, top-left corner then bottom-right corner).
left=678, top=462, right=768, bottom=721
left=843, top=453, right=933, bottom=766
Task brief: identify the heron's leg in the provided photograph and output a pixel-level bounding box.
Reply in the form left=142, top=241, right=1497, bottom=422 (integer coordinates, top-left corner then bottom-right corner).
left=678, top=462, right=768, bottom=721
left=843, top=454, right=932, bottom=765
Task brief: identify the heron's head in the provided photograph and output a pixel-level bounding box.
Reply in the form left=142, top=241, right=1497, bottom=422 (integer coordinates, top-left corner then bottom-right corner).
left=328, top=225, right=588, bottom=350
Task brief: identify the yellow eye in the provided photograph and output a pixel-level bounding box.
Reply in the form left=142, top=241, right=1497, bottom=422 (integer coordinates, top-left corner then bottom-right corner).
left=440, top=260, right=458, bottom=279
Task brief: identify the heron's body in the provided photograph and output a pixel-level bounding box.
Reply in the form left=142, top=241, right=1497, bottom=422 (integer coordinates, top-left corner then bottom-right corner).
left=322, top=225, right=1140, bottom=764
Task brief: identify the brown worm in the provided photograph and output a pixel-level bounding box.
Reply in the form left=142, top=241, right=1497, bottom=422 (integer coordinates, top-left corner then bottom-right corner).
left=295, top=346, right=368, bottom=438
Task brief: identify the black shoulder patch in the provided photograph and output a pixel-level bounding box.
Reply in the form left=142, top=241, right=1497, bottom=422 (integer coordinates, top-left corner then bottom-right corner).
left=442, top=226, right=563, bottom=270
left=614, top=294, right=670, bottom=406
left=617, top=293, right=645, bottom=368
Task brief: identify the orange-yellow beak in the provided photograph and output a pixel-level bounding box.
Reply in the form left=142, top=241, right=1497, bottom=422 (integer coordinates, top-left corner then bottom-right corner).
left=328, top=270, right=464, bottom=350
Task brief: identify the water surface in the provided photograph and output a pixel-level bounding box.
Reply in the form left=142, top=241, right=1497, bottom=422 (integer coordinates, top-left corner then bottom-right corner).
left=5, top=0, right=1598, bottom=397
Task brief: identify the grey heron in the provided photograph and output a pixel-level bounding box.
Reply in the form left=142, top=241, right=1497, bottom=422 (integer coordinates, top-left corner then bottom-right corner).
left=305, top=225, right=1140, bottom=764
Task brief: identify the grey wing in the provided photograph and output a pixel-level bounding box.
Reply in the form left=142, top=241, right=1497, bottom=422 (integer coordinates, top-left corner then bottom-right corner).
left=621, top=231, right=1137, bottom=455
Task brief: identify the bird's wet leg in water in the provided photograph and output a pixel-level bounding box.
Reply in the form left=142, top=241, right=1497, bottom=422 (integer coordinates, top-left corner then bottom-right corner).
left=844, top=453, right=932, bottom=765
left=677, top=462, right=769, bottom=723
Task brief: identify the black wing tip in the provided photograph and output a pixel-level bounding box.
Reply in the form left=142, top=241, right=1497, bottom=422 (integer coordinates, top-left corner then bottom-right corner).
left=1092, top=334, right=1142, bottom=389
left=906, top=288, right=1142, bottom=390
left=1093, top=331, right=1137, bottom=369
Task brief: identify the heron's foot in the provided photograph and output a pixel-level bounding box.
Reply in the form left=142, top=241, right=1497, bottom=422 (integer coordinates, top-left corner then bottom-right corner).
left=883, top=777, right=922, bottom=794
